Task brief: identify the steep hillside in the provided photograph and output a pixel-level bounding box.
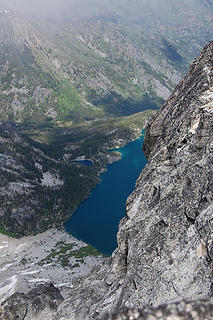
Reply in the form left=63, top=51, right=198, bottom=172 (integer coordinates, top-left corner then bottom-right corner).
left=0, top=12, right=171, bottom=122
left=2, top=0, right=213, bottom=122
left=0, top=12, right=106, bottom=123
left=51, top=41, right=213, bottom=320
left=0, top=121, right=98, bottom=235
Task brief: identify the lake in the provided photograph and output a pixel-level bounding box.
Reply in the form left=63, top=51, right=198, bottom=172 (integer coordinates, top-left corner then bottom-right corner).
left=72, top=159, right=93, bottom=166
left=65, top=131, right=147, bottom=256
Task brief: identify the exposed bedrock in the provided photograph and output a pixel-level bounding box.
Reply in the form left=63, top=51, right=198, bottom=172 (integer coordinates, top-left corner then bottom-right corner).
left=102, top=300, right=213, bottom=320
left=111, top=40, right=213, bottom=309
left=0, top=283, right=64, bottom=320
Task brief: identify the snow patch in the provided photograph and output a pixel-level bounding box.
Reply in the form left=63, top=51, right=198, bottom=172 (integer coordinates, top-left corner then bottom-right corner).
left=56, top=283, right=74, bottom=288
left=0, top=245, right=8, bottom=250
left=41, top=172, right=63, bottom=187
left=1, top=263, right=12, bottom=272
left=28, top=278, right=50, bottom=283
left=127, top=194, right=142, bottom=219
left=20, top=269, right=41, bottom=275
left=189, top=116, right=200, bottom=134
left=0, top=275, right=17, bottom=302
left=199, top=87, right=213, bottom=113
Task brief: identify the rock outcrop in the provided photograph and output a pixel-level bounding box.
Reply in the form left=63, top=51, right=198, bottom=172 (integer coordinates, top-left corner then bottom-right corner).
left=109, top=40, right=213, bottom=309
left=0, top=283, right=64, bottom=320
left=54, top=41, right=213, bottom=319
left=102, top=300, right=213, bottom=320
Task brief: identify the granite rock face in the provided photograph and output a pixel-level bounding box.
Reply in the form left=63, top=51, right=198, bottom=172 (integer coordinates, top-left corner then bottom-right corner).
left=54, top=41, right=213, bottom=319
left=0, top=283, right=64, bottom=320
left=110, top=41, right=213, bottom=309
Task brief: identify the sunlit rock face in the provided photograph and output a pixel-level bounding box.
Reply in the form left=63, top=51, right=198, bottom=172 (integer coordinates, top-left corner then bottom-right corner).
left=112, top=40, right=213, bottom=309
left=0, top=283, right=64, bottom=320
left=101, top=300, right=213, bottom=320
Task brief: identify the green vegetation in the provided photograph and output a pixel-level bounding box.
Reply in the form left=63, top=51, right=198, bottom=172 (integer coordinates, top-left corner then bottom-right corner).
left=23, top=110, right=155, bottom=162
left=57, top=80, right=82, bottom=114
left=39, top=243, right=101, bottom=267
left=89, top=90, right=163, bottom=116
left=0, top=225, right=17, bottom=238
left=54, top=80, right=106, bottom=122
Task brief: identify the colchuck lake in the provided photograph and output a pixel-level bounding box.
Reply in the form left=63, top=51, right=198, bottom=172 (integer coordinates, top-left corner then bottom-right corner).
left=65, top=132, right=147, bottom=255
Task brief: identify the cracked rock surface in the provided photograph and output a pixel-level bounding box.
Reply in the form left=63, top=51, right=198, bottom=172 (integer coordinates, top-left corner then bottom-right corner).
left=102, top=300, right=213, bottom=320
left=0, top=283, right=63, bottom=320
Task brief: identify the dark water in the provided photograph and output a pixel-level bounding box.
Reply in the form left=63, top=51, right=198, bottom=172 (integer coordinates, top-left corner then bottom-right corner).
left=65, top=132, right=147, bottom=256
left=72, top=160, right=93, bottom=166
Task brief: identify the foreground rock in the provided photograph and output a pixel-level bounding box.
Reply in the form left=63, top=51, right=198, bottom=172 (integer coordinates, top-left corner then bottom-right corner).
left=0, top=283, right=63, bottom=320
left=102, top=300, right=213, bottom=320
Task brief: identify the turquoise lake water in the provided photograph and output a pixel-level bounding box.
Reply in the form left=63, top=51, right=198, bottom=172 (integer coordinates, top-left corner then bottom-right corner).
left=65, top=132, right=147, bottom=256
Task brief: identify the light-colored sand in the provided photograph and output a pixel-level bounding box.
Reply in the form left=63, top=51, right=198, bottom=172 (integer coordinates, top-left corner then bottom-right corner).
left=0, top=229, right=103, bottom=302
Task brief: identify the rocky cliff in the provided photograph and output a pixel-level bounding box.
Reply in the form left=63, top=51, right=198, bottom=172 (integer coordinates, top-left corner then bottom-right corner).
left=53, top=41, right=213, bottom=319
left=0, top=283, right=64, bottom=320
left=1, top=42, right=213, bottom=319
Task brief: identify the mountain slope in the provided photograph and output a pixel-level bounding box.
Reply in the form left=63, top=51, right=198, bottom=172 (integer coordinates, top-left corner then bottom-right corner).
left=0, top=122, right=99, bottom=235
left=0, top=12, right=172, bottom=122
left=0, top=12, right=107, bottom=123
left=2, top=0, right=213, bottom=122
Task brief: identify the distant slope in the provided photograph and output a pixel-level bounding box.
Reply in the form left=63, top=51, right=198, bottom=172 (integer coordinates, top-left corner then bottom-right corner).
left=0, top=13, right=106, bottom=123
left=1, top=0, right=213, bottom=122
left=0, top=12, right=171, bottom=122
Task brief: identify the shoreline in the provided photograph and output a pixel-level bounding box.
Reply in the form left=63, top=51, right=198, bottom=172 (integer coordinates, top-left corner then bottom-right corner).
left=0, top=129, right=146, bottom=303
